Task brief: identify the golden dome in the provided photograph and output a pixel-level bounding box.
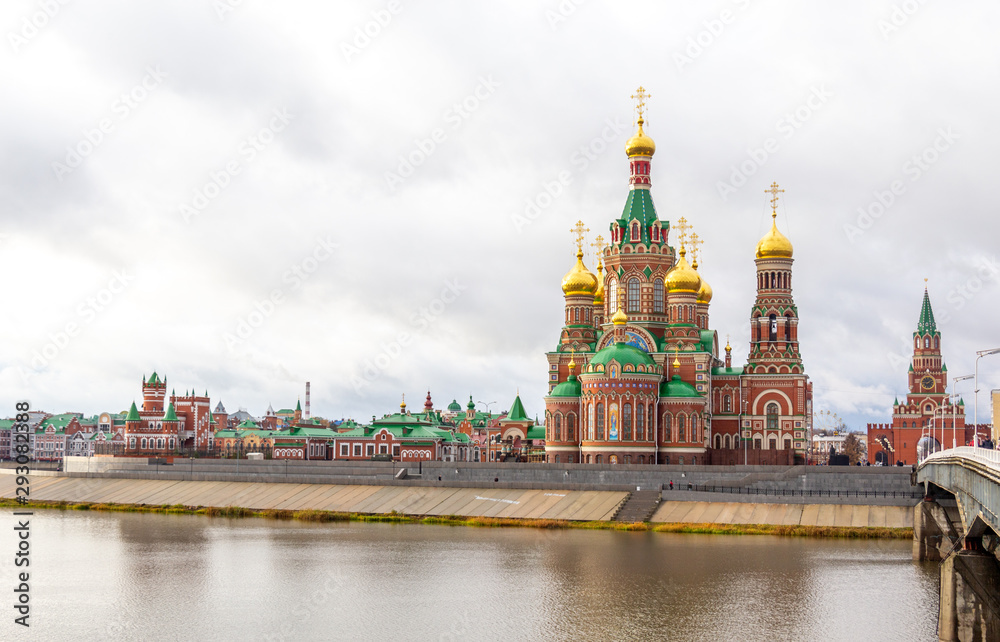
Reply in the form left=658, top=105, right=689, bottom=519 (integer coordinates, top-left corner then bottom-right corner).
left=561, top=249, right=598, bottom=296
left=756, top=212, right=793, bottom=259
left=593, top=261, right=605, bottom=304
left=665, top=246, right=701, bottom=294
left=611, top=305, right=628, bottom=325
left=625, top=117, right=656, bottom=157
left=695, top=267, right=713, bottom=304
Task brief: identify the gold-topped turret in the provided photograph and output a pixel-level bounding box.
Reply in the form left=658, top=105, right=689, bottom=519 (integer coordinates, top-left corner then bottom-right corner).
left=625, top=86, right=656, bottom=158
left=611, top=288, right=628, bottom=325
left=756, top=182, right=794, bottom=259
left=562, top=221, right=598, bottom=296
left=666, top=245, right=701, bottom=294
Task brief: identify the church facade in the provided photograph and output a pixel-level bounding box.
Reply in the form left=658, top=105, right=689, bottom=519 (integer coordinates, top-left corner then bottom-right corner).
left=543, top=88, right=812, bottom=465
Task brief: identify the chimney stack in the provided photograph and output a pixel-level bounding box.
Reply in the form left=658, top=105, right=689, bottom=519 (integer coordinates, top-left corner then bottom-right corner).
left=305, top=381, right=311, bottom=420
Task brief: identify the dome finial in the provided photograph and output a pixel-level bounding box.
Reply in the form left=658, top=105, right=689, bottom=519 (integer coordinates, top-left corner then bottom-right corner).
left=611, top=287, right=628, bottom=326
left=625, top=86, right=656, bottom=157
left=673, top=346, right=681, bottom=370
left=756, top=182, right=793, bottom=259
left=570, top=220, right=589, bottom=253
left=568, top=348, right=576, bottom=372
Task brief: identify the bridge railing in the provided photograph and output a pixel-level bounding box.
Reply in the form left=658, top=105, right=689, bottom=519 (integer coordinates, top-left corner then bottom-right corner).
left=683, top=485, right=923, bottom=499
left=921, top=446, right=1000, bottom=470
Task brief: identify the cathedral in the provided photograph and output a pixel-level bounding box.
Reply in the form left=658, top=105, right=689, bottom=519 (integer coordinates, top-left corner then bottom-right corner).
left=543, top=88, right=812, bottom=466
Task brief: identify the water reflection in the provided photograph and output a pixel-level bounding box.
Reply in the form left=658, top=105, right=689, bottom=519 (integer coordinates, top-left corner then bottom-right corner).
left=24, top=512, right=937, bottom=641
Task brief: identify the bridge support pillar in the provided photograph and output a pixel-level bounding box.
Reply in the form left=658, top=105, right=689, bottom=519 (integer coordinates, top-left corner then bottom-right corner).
left=938, top=549, right=1000, bottom=641
left=914, top=500, right=958, bottom=562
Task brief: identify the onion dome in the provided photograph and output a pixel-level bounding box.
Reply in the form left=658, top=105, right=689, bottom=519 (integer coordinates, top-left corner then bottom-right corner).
left=625, top=117, right=656, bottom=157
left=692, top=256, right=713, bottom=304
left=561, top=249, right=598, bottom=296
left=593, top=261, right=605, bottom=305
left=755, top=211, right=793, bottom=259
left=665, top=246, right=701, bottom=294
left=611, top=304, right=628, bottom=326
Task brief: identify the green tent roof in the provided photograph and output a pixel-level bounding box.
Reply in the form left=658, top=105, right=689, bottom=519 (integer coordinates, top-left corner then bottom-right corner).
left=618, top=188, right=659, bottom=241
left=917, top=288, right=937, bottom=335
left=126, top=401, right=141, bottom=421
left=163, top=403, right=178, bottom=422
left=506, top=395, right=529, bottom=422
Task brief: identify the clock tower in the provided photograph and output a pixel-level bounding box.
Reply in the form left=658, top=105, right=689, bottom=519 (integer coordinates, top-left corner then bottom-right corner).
left=867, top=286, right=967, bottom=465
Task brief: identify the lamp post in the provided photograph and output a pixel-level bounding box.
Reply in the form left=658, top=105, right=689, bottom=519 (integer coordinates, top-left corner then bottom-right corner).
left=741, top=399, right=749, bottom=466
left=975, top=349, right=1000, bottom=446
left=952, top=374, right=973, bottom=448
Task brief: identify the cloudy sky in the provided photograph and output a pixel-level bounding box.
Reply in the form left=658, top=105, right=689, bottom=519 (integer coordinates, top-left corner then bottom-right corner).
left=2, top=0, right=998, bottom=430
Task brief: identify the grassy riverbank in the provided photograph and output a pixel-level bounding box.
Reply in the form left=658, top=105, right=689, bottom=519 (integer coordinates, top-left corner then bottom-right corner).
left=0, top=498, right=912, bottom=539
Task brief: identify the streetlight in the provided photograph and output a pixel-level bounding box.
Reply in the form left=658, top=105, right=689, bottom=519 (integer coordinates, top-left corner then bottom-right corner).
left=740, top=399, right=749, bottom=466
left=974, top=349, right=1000, bottom=446
left=953, top=374, right=973, bottom=448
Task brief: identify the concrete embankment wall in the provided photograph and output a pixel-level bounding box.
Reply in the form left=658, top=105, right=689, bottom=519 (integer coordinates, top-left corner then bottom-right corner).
left=651, top=500, right=914, bottom=528
left=59, top=458, right=918, bottom=500
left=0, top=476, right=629, bottom=522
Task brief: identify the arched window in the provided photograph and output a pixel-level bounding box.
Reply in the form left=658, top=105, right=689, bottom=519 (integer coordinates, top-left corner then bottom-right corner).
left=723, top=394, right=732, bottom=413
left=596, top=403, right=605, bottom=440
left=623, top=403, right=632, bottom=440
left=554, top=414, right=562, bottom=441
left=636, top=403, right=645, bottom=440
left=607, top=278, right=618, bottom=314
left=574, top=308, right=579, bottom=324
left=648, top=405, right=654, bottom=439
left=628, top=278, right=641, bottom=312
left=724, top=434, right=731, bottom=449
left=567, top=414, right=575, bottom=441
left=690, top=414, right=698, bottom=443
left=934, top=337, right=939, bottom=349
left=631, top=222, right=640, bottom=241
left=766, top=403, right=779, bottom=431
left=678, top=415, right=686, bottom=442
left=785, top=316, right=791, bottom=340
left=140, top=438, right=147, bottom=449
left=924, top=337, right=930, bottom=348
left=768, top=314, right=777, bottom=342
left=664, top=413, right=672, bottom=441
left=588, top=404, right=595, bottom=440
left=653, top=279, right=664, bottom=313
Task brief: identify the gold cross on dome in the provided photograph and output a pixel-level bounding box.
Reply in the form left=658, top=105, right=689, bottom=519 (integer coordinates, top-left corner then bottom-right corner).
left=571, top=220, right=589, bottom=252
left=765, top=182, right=784, bottom=213
left=631, top=86, right=651, bottom=120
left=673, top=216, right=691, bottom=249
left=591, top=234, right=606, bottom=264
left=689, top=232, right=703, bottom=265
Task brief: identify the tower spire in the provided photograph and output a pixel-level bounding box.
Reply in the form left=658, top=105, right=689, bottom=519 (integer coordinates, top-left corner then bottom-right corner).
left=917, top=281, right=937, bottom=334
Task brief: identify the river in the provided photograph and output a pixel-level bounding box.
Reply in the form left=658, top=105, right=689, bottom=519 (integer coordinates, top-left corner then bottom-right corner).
left=5, top=511, right=938, bottom=640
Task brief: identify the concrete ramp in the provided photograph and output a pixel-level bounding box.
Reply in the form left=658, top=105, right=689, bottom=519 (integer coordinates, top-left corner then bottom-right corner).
left=650, top=501, right=913, bottom=528
left=0, top=476, right=628, bottom=522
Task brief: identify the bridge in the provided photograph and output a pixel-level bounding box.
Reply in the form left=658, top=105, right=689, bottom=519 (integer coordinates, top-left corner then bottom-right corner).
left=916, top=447, right=1000, bottom=641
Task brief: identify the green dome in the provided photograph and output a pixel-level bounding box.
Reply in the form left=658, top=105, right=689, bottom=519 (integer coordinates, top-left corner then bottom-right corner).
left=549, top=375, right=582, bottom=397
left=588, top=342, right=656, bottom=369
left=659, top=375, right=701, bottom=398
left=447, top=399, right=461, bottom=412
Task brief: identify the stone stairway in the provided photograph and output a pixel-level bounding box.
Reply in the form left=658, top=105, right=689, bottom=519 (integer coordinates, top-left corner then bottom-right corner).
left=614, top=489, right=662, bottom=522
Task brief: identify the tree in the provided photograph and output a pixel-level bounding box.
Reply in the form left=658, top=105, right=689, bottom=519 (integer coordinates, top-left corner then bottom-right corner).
left=842, top=433, right=864, bottom=465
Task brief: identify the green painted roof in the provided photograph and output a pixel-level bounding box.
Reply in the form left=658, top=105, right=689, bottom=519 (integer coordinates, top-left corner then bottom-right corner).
left=618, top=188, right=659, bottom=242
left=711, top=366, right=744, bottom=376
left=526, top=426, right=545, bottom=440
left=659, top=375, right=701, bottom=398
left=448, top=399, right=461, bottom=412
left=506, top=395, right=529, bottom=422
left=163, top=403, right=178, bottom=422
left=236, top=419, right=260, bottom=429
left=549, top=375, right=582, bottom=397
left=147, top=371, right=162, bottom=385
left=296, top=399, right=302, bottom=411
left=126, top=402, right=141, bottom=422
left=917, top=288, right=937, bottom=335
left=467, top=395, right=475, bottom=410
left=589, top=341, right=656, bottom=368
